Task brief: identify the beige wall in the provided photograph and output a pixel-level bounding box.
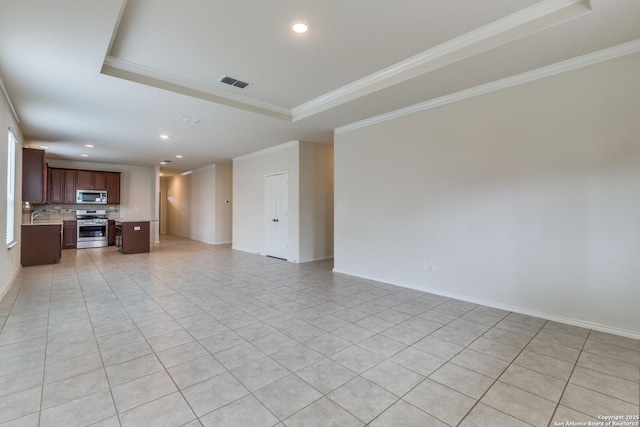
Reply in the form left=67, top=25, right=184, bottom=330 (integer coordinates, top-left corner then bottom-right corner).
left=299, top=143, right=334, bottom=262
left=334, top=53, right=640, bottom=337
left=0, top=91, right=22, bottom=301
left=190, top=166, right=216, bottom=243
left=160, top=177, right=168, bottom=234
left=166, top=173, right=191, bottom=238
left=165, top=163, right=233, bottom=244
left=215, top=162, right=233, bottom=244
left=232, top=140, right=334, bottom=263
left=233, top=141, right=301, bottom=261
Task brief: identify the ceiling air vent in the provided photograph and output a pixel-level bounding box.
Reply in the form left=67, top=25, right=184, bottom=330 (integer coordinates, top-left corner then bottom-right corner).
left=178, top=115, right=201, bottom=125
left=219, top=75, right=251, bottom=89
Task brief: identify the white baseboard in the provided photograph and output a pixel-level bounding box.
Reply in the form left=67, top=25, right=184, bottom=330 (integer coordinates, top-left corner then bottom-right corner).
left=332, top=268, right=640, bottom=340
left=298, top=255, right=334, bottom=263
left=0, top=266, right=21, bottom=304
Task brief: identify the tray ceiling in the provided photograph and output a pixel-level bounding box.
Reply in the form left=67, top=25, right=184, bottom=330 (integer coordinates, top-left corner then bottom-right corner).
left=1, top=0, right=639, bottom=172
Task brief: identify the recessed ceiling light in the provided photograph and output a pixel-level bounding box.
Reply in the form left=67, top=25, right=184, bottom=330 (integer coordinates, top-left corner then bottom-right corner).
left=160, top=161, right=166, bottom=165
left=176, top=155, right=183, bottom=158
left=291, top=21, right=309, bottom=34
left=160, top=135, right=170, bottom=140
left=81, top=154, right=89, bottom=157
left=39, top=145, right=48, bottom=149
left=159, top=173, right=164, bottom=177
left=85, top=144, right=94, bottom=148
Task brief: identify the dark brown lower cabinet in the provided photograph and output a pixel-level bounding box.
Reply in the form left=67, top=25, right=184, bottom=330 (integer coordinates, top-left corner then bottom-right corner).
left=117, top=221, right=150, bottom=254
left=21, top=224, right=61, bottom=266
left=62, top=220, right=77, bottom=249
left=108, top=220, right=116, bottom=246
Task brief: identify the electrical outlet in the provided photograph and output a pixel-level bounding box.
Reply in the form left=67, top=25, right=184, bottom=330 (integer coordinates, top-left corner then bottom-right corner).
left=420, top=261, right=428, bottom=270
left=428, top=262, right=436, bottom=272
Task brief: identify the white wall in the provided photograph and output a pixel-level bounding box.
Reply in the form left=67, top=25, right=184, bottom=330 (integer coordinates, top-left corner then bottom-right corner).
left=299, top=142, right=334, bottom=262
left=0, top=90, right=22, bottom=301
left=215, top=162, right=233, bottom=244
left=334, top=53, right=640, bottom=337
left=233, top=141, right=300, bottom=262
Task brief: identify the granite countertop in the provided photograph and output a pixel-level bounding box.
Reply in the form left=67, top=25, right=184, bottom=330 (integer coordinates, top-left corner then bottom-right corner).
left=113, top=219, right=152, bottom=223
left=22, top=221, right=63, bottom=226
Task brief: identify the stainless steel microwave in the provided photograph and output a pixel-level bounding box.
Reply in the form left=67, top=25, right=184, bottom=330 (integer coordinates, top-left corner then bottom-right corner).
left=76, top=190, right=107, bottom=204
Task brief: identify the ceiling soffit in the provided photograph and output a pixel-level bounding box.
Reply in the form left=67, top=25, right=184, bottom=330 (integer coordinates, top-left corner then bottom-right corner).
left=100, top=0, right=591, bottom=123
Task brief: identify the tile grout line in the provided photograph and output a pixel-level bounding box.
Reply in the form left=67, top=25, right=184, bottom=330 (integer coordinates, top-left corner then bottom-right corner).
left=546, top=329, right=591, bottom=427
left=331, top=303, right=476, bottom=426
left=4, top=243, right=638, bottom=426
left=115, top=253, right=368, bottom=424
left=441, top=316, right=548, bottom=427
left=171, top=270, right=406, bottom=424
left=95, top=262, right=203, bottom=425
left=90, top=249, right=287, bottom=425
left=38, top=266, right=54, bottom=427
left=78, top=251, right=126, bottom=426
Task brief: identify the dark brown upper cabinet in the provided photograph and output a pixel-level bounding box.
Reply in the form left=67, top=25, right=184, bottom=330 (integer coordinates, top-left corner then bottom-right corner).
left=106, top=172, right=121, bottom=204
left=22, top=148, right=47, bottom=203
left=50, top=167, right=120, bottom=205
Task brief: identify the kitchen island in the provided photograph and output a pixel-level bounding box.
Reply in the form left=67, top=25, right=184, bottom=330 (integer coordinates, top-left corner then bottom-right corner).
left=114, top=220, right=150, bottom=254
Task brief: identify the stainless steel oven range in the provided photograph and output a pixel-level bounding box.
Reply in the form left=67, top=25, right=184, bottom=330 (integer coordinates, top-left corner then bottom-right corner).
left=76, top=209, right=108, bottom=249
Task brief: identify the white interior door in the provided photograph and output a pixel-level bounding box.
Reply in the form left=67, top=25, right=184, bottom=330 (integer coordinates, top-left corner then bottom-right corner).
left=265, top=172, right=288, bottom=260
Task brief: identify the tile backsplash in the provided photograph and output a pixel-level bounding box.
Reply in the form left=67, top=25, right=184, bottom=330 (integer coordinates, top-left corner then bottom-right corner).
left=23, top=204, right=120, bottom=223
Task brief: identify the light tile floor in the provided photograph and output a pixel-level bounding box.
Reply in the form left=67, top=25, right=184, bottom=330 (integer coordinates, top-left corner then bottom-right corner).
left=0, top=237, right=638, bottom=426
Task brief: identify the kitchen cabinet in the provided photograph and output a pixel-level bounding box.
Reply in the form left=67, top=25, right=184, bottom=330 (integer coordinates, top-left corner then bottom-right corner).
left=77, top=169, right=107, bottom=190
left=49, top=168, right=79, bottom=204
left=76, top=170, right=93, bottom=190
left=117, top=221, right=150, bottom=254
left=21, top=224, right=61, bottom=266
left=108, top=220, right=116, bottom=246
left=64, top=169, right=77, bottom=203
left=93, top=171, right=107, bottom=190
left=48, top=168, right=65, bottom=204
left=46, top=167, right=120, bottom=204
left=106, top=172, right=121, bottom=204
left=22, top=148, right=47, bottom=203
left=62, top=220, right=77, bottom=249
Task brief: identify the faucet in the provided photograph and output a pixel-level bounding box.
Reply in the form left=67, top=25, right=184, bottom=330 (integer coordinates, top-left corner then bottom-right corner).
left=31, top=211, right=45, bottom=223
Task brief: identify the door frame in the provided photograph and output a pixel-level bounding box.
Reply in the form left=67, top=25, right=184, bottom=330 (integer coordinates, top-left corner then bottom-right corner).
left=264, top=171, right=289, bottom=260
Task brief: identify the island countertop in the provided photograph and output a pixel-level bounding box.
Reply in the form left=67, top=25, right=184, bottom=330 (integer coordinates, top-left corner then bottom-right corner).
left=23, top=220, right=64, bottom=226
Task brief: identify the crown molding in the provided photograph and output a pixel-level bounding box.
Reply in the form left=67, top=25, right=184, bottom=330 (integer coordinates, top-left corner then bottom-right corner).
left=102, top=0, right=129, bottom=59
left=101, top=56, right=292, bottom=121
left=0, top=75, right=20, bottom=124
left=233, top=140, right=299, bottom=161
left=335, top=39, right=640, bottom=135
left=102, top=0, right=590, bottom=124
left=292, top=0, right=591, bottom=122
